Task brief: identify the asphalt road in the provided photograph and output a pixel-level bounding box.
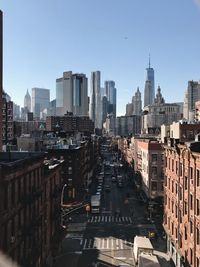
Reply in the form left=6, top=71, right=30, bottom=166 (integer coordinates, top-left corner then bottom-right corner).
left=53, top=150, right=168, bottom=267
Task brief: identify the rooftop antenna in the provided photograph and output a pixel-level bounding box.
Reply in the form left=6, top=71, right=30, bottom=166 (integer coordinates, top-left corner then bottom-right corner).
left=149, top=53, right=151, bottom=68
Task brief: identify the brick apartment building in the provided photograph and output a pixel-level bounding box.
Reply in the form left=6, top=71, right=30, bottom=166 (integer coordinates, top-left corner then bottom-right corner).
left=163, top=138, right=200, bottom=267
left=46, top=115, right=94, bottom=134
left=118, top=137, right=164, bottom=200
left=47, top=137, right=99, bottom=204
left=136, top=138, right=164, bottom=200
left=0, top=10, right=3, bottom=151
left=0, top=152, right=65, bottom=267
left=2, top=91, right=13, bottom=147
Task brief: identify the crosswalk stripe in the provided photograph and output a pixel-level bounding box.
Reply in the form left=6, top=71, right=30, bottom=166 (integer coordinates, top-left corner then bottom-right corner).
left=88, top=239, right=92, bottom=248
left=101, top=239, right=105, bottom=249
left=111, top=238, right=114, bottom=249
left=88, top=215, right=133, bottom=223
left=83, top=239, right=87, bottom=249
left=106, top=238, right=109, bottom=249
left=81, top=238, right=131, bottom=250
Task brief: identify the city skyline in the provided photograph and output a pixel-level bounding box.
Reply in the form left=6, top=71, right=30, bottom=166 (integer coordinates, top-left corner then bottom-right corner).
left=1, top=0, right=200, bottom=116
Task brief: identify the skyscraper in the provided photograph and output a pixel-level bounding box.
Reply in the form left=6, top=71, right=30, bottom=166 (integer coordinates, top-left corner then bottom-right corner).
left=0, top=10, right=2, bottom=150
left=132, top=87, right=142, bottom=115
left=89, top=71, right=102, bottom=129
left=32, top=88, right=50, bottom=118
left=183, top=80, right=200, bottom=120
left=56, top=71, right=88, bottom=116
left=144, top=80, right=152, bottom=107
left=104, top=80, right=117, bottom=117
left=24, top=89, right=31, bottom=112
left=144, top=56, right=155, bottom=107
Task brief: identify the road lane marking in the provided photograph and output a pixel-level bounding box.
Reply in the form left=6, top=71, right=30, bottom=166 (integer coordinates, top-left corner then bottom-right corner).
left=111, top=238, right=114, bottom=249
left=106, top=238, right=109, bottom=249
left=116, top=239, right=119, bottom=249
left=80, top=239, right=83, bottom=246
left=115, top=257, right=126, bottom=260
left=105, top=216, right=107, bottom=222
left=83, top=239, right=87, bottom=249
left=88, top=239, right=92, bottom=248
left=101, top=238, right=105, bottom=249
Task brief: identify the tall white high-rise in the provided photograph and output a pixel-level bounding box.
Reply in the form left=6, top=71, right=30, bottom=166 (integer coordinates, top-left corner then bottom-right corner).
left=24, top=89, right=31, bottom=112
left=56, top=71, right=88, bottom=116
left=144, top=56, right=155, bottom=107
left=32, top=88, right=50, bottom=118
left=89, top=71, right=102, bottom=129
left=183, top=80, right=200, bottom=120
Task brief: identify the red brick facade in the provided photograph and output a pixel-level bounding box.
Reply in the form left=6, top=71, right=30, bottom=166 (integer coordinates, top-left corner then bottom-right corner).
left=164, top=141, right=200, bottom=267
left=0, top=10, right=3, bottom=150
left=0, top=152, right=65, bottom=267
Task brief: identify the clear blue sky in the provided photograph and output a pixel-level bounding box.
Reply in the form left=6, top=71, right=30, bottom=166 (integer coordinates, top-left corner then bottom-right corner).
left=1, top=0, right=200, bottom=115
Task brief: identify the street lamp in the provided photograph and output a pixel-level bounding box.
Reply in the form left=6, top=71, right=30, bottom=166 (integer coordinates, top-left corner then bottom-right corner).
left=61, top=184, right=67, bottom=227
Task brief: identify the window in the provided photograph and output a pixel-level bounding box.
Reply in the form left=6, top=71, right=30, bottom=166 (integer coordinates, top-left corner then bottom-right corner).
left=179, top=210, right=182, bottom=223
left=197, top=169, right=200, bottom=187
left=197, top=228, right=200, bottom=245
left=68, top=166, right=72, bottom=174
left=190, top=167, right=193, bottom=179
left=197, top=258, right=200, bottom=267
left=172, top=200, right=174, bottom=213
left=190, top=248, right=193, bottom=265
left=184, top=201, right=187, bottom=215
left=152, top=154, right=157, bottom=162
left=172, top=181, right=174, bottom=193
left=197, top=199, right=200, bottom=216
left=184, top=176, right=188, bottom=190
left=185, top=226, right=187, bottom=240
left=180, top=163, right=183, bottom=176
left=152, top=167, right=157, bottom=175
left=175, top=183, right=178, bottom=194
left=175, top=205, right=178, bottom=218
left=176, top=161, right=178, bottom=174
left=190, top=194, right=193, bottom=210
left=179, top=186, right=183, bottom=200
left=168, top=158, right=170, bottom=170
left=151, top=181, right=157, bottom=191
left=172, top=222, right=174, bottom=235
left=172, top=159, right=174, bottom=171
left=190, top=220, right=193, bottom=234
